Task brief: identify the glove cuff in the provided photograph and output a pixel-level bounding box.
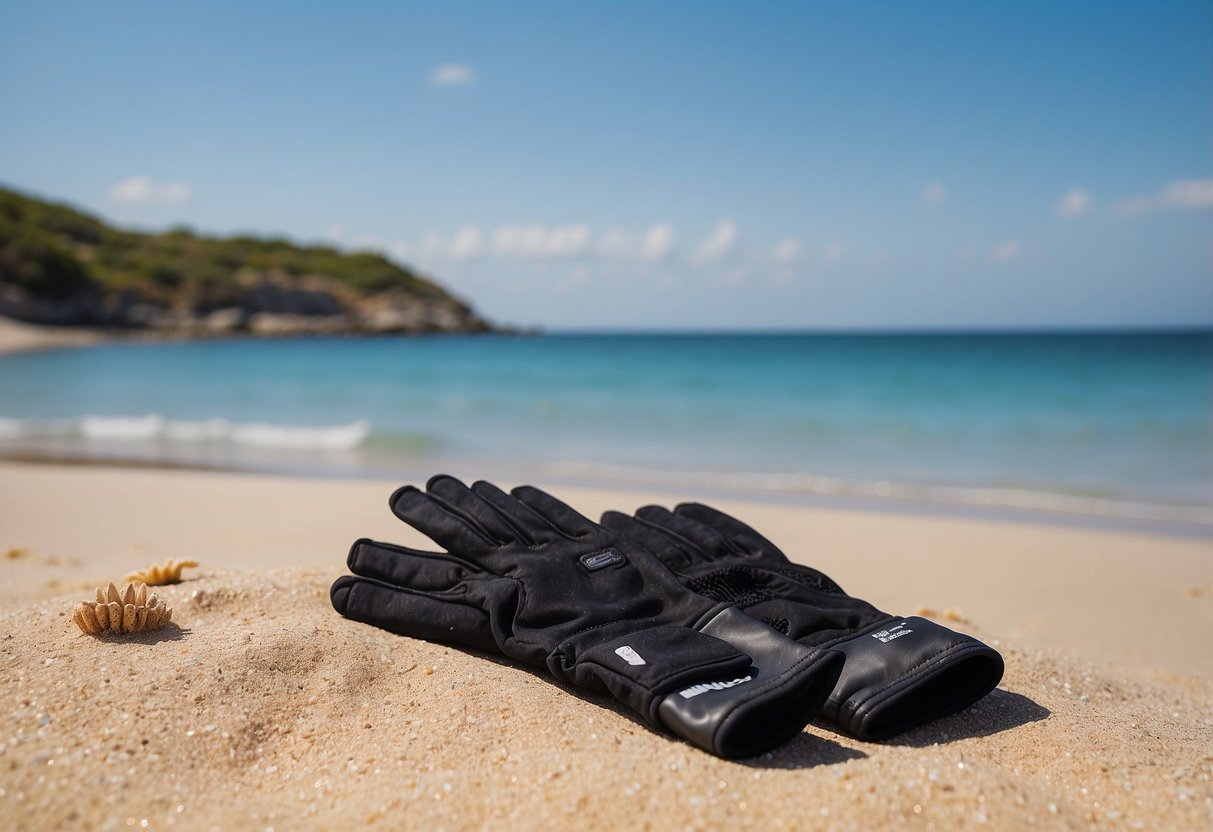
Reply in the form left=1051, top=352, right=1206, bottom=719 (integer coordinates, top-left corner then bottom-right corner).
left=655, top=607, right=845, bottom=759
left=822, top=615, right=1005, bottom=740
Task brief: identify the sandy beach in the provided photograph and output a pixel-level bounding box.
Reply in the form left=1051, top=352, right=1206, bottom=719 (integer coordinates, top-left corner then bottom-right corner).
left=1, top=460, right=1210, bottom=830
left=0, top=317, right=108, bottom=357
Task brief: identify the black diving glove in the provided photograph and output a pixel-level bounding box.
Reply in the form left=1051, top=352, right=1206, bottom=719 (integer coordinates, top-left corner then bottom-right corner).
left=601, top=503, right=1004, bottom=741
left=330, top=476, right=845, bottom=759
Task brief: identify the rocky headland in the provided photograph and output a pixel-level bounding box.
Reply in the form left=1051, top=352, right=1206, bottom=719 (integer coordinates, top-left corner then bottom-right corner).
left=0, top=186, right=495, bottom=338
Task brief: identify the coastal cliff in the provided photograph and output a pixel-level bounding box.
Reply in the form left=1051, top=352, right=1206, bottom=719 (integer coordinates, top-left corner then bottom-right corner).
left=0, top=186, right=493, bottom=336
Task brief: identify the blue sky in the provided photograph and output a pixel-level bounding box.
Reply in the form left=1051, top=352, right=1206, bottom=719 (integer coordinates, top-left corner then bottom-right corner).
left=1, top=0, right=1210, bottom=329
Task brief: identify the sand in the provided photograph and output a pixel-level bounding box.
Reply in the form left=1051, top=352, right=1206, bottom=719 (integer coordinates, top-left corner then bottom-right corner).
left=0, top=316, right=107, bottom=357
left=1, top=460, right=1211, bottom=830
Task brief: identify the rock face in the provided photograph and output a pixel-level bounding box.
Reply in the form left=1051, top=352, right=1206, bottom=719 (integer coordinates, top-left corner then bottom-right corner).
left=0, top=271, right=493, bottom=336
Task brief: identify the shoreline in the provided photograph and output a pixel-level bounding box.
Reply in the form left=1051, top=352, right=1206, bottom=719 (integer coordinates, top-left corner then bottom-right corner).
left=0, top=315, right=514, bottom=359
left=2, top=446, right=1210, bottom=542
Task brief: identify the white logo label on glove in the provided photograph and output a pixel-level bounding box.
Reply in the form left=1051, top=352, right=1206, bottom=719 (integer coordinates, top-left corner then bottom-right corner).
left=678, top=675, right=754, bottom=699
left=615, top=646, right=646, bottom=666
left=870, top=621, right=914, bottom=644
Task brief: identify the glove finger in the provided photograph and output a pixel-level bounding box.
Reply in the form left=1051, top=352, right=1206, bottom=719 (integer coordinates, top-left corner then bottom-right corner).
left=470, top=480, right=558, bottom=544
left=635, top=505, right=738, bottom=559
left=426, top=474, right=522, bottom=544
left=347, top=538, right=485, bottom=591
left=330, top=575, right=497, bottom=653
left=509, top=484, right=599, bottom=539
left=673, top=502, right=782, bottom=557
left=390, top=484, right=501, bottom=556
left=600, top=510, right=699, bottom=570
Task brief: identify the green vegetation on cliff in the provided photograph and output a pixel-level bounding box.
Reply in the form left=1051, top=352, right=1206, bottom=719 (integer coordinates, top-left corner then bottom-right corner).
left=0, top=185, right=486, bottom=332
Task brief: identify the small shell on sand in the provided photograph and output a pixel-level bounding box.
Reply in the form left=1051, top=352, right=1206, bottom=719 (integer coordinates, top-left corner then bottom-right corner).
left=124, top=558, right=199, bottom=586
left=73, top=581, right=172, bottom=636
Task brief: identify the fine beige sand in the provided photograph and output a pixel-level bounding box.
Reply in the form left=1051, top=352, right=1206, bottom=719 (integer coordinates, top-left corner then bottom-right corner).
left=1, top=460, right=1211, bottom=830
left=0, top=316, right=107, bottom=356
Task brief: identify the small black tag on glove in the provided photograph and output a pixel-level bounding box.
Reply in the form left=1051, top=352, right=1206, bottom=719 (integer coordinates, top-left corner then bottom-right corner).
left=580, top=549, right=625, bottom=571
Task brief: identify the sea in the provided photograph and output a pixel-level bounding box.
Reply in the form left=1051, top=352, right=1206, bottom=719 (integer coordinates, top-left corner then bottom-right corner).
left=1, top=331, right=1210, bottom=534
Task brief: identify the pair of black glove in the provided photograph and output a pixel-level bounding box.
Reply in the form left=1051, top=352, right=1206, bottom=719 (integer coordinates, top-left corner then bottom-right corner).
left=330, top=475, right=1003, bottom=759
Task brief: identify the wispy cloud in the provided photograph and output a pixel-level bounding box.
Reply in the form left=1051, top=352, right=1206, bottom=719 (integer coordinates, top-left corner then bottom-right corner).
left=108, top=176, right=192, bottom=206
left=428, top=63, right=475, bottom=87
left=1158, top=178, right=1213, bottom=210
left=491, top=224, right=592, bottom=258
left=1114, top=177, right=1213, bottom=216
left=1054, top=188, right=1092, bottom=218
left=639, top=223, right=676, bottom=262
left=360, top=222, right=878, bottom=275
left=991, top=240, right=1022, bottom=263
left=771, top=237, right=800, bottom=264
left=691, top=220, right=738, bottom=265
left=447, top=226, right=487, bottom=260
left=922, top=182, right=946, bottom=205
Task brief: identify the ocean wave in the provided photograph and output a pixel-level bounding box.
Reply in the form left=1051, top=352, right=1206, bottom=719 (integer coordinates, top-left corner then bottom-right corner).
left=544, top=461, right=1213, bottom=526
left=2, top=414, right=371, bottom=451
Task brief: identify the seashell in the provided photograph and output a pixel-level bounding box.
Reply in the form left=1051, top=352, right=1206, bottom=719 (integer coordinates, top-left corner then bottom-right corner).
left=73, top=581, right=172, bottom=636
left=124, top=558, right=199, bottom=586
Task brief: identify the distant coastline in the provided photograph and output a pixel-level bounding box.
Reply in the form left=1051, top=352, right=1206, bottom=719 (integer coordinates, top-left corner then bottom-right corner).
left=0, top=185, right=497, bottom=338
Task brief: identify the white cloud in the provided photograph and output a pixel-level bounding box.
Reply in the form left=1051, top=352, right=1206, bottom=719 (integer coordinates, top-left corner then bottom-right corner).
left=1114, top=177, right=1213, bottom=216
left=922, top=182, right=946, bottom=205
left=991, top=240, right=1022, bottom=263
left=1159, top=178, right=1213, bottom=210
left=639, top=223, right=676, bottom=262
left=428, top=63, right=475, bottom=86
left=691, top=220, right=738, bottom=264
left=491, top=224, right=591, bottom=259
left=323, top=225, right=343, bottom=245
left=389, top=241, right=411, bottom=261
left=493, top=225, right=545, bottom=258
left=771, top=237, right=800, bottom=264
left=108, top=176, right=192, bottom=206
left=823, top=242, right=844, bottom=262
left=447, top=226, right=486, bottom=260
left=544, top=224, right=592, bottom=257
left=1054, top=188, right=1092, bottom=218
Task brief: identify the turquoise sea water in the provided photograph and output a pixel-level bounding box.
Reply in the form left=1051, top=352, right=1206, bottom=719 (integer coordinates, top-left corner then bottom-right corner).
left=0, top=332, right=1210, bottom=529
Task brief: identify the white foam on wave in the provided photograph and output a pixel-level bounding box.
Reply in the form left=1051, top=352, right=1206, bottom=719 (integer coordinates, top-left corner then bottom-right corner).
left=81, top=414, right=166, bottom=440
left=228, top=420, right=371, bottom=450
left=4, top=414, right=371, bottom=452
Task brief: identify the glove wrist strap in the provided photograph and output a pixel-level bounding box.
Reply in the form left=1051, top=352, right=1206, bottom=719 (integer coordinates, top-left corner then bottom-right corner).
left=655, top=607, right=844, bottom=759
